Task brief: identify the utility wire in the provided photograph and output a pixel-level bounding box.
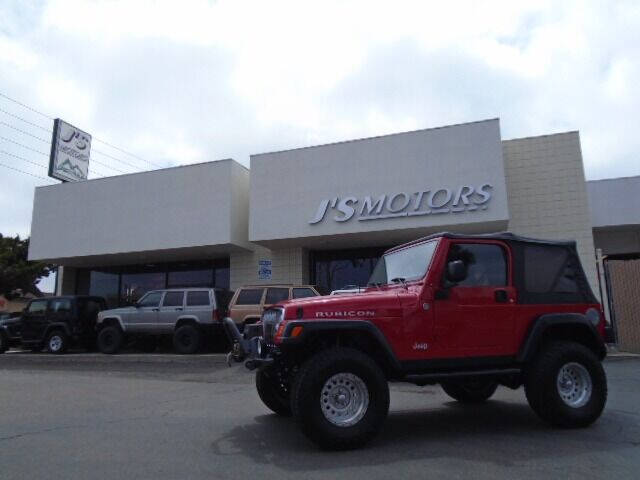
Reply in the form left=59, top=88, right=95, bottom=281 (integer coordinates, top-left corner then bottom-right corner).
left=0, top=107, right=52, bottom=132
left=0, top=158, right=51, bottom=181
left=1, top=105, right=151, bottom=172
left=0, top=149, right=47, bottom=169
left=0, top=121, right=50, bottom=143
left=0, top=135, right=49, bottom=156
left=0, top=124, right=130, bottom=175
left=0, top=92, right=51, bottom=120
left=0, top=91, right=166, bottom=169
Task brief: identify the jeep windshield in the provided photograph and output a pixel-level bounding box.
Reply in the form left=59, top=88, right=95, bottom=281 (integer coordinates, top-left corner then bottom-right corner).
left=368, top=240, right=438, bottom=286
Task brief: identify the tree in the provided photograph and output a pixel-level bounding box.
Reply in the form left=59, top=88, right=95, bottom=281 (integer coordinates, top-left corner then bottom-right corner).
left=0, top=234, right=54, bottom=300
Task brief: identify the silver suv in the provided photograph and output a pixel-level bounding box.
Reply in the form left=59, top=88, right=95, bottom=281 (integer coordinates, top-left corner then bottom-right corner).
left=96, top=288, right=230, bottom=354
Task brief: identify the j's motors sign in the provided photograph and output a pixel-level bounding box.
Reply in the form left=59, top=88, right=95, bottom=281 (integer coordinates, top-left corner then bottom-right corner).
left=309, top=183, right=493, bottom=224
left=48, top=118, right=92, bottom=182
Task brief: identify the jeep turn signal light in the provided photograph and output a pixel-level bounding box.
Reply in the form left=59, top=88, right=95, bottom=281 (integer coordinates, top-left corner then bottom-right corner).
left=291, top=326, right=303, bottom=338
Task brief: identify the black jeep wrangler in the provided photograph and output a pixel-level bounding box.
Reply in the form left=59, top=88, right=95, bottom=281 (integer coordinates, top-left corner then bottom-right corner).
left=20, top=296, right=107, bottom=353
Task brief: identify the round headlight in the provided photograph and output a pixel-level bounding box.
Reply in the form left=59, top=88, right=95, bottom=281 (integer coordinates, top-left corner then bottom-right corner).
left=586, top=308, right=601, bottom=326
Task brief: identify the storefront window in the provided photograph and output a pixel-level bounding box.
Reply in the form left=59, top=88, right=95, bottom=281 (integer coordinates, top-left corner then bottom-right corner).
left=311, top=248, right=388, bottom=295
left=76, top=258, right=231, bottom=306
left=121, top=272, right=165, bottom=305
left=167, top=269, right=212, bottom=288
left=88, top=271, right=119, bottom=308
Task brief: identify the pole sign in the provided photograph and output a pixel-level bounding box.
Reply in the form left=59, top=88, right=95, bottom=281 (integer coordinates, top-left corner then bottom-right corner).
left=48, top=118, right=92, bottom=182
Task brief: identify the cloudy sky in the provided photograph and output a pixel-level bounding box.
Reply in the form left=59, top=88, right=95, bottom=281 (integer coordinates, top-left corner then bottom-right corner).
left=1, top=0, right=639, bottom=290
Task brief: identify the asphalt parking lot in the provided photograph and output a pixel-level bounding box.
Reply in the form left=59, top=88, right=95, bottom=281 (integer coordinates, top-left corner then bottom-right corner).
left=1, top=353, right=639, bottom=480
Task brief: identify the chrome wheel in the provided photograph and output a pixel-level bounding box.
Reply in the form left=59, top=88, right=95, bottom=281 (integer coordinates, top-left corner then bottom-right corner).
left=557, top=362, right=592, bottom=408
left=48, top=335, right=63, bottom=352
left=320, top=373, right=369, bottom=427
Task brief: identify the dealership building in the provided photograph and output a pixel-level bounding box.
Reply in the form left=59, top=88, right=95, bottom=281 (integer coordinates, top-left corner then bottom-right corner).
left=28, top=119, right=640, bottom=349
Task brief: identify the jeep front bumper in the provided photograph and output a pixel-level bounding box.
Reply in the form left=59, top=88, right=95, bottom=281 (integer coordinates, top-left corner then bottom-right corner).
left=222, top=317, right=275, bottom=370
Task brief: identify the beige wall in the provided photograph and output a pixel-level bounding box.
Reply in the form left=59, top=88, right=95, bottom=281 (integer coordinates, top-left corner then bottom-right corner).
left=503, top=132, right=598, bottom=294
left=230, top=246, right=309, bottom=290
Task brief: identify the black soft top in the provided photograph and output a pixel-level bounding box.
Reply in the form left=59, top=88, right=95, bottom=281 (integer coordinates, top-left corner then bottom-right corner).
left=388, top=231, right=597, bottom=305
left=386, top=231, right=577, bottom=254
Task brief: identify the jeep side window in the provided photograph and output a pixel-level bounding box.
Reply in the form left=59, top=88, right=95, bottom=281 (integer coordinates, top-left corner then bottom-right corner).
left=163, top=291, right=185, bottom=307
left=186, top=291, right=210, bottom=306
left=292, top=288, right=317, bottom=299
left=265, top=288, right=289, bottom=304
left=27, top=299, right=48, bottom=315
left=235, top=289, right=264, bottom=305
left=50, top=298, right=72, bottom=313
left=138, top=292, right=162, bottom=308
left=447, top=243, right=507, bottom=287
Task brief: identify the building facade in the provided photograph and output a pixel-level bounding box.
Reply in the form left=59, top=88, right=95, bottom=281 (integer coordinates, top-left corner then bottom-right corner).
left=27, top=119, right=640, bottom=348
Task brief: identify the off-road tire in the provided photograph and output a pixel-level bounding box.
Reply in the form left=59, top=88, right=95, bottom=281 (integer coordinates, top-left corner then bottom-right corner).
left=0, top=331, right=8, bottom=353
left=97, top=325, right=123, bottom=354
left=256, top=368, right=292, bottom=416
left=173, top=324, right=201, bottom=354
left=441, top=380, right=498, bottom=403
left=45, top=330, right=68, bottom=354
left=525, top=341, right=607, bottom=428
left=290, top=347, right=390, bottom=450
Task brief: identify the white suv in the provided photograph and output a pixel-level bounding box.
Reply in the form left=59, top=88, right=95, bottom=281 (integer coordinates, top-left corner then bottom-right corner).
left=96, top=288, right=231, bottom=354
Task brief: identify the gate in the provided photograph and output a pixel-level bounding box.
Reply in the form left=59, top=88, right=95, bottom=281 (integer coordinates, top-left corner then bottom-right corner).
left=606, top=259, right=640, bottom=353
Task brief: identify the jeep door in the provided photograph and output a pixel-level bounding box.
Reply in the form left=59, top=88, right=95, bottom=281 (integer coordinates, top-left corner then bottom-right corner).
left=433, top=240, right=516, bottom=357
left=158, top=291, right=185, bottom=333
left=129, top=291, right=163, bottom=333
left=48, top=298, right=73, bottom=334
left=184, top=290, right=213, bottom=323
left=20, top=299, right=49, bottom=342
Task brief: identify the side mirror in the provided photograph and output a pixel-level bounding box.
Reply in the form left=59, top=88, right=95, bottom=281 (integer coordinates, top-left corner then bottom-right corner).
left=446, top=260, right=467, bottom=284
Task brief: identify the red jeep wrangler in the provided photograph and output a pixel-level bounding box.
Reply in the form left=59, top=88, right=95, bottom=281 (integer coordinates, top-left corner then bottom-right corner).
left=224, top=232, right=607, bottom=450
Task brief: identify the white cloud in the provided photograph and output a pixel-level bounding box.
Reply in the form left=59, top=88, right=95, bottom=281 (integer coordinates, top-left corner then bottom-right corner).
left=0, top=0, right=639, bottom=251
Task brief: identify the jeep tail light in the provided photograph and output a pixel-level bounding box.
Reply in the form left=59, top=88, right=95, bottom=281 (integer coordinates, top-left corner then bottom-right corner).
left=213, top=309, right=221, bottom=323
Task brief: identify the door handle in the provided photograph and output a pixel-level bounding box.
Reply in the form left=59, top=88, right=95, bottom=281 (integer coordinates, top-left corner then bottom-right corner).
left=494, top=290, right=508, bottom=303
left=152, top=308, right=159, bottom=312
left=175, top=308, right=183, bottom=311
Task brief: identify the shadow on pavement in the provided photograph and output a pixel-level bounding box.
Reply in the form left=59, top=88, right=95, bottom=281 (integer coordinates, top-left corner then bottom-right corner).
left=211, top=400, right=637, bottom=472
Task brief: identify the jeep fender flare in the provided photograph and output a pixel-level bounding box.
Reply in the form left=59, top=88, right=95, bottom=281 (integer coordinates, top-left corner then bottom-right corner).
left=43, top=323, right=72, bottom=338
left=517, top=313, right=606, bottom=363
left=98, top=316, right=125, bottom=332
left=280, top=320, right=402, bottom=372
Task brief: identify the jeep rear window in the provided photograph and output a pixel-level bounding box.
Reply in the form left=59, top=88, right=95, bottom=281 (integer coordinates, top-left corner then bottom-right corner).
left=236, top=289, right=264, bottom=305
left=369, top=241, right=437, bottom=285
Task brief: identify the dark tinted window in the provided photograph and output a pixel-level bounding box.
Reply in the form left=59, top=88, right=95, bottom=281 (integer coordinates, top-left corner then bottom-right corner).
left=524, top=245, right=578, bottom=293
left=50, top=298, right=72, bottom=313
left=81, top=299, right=103, bottom=319
left=163, top=291, right=184, bottom=307
left=292, top=288, right=317, bottom=299
left=186, top=291, right=211, bottom=306
left=448, top=243, right=507, bottom=287
left=266, top=288, right=289, bottom=304
left=138, top=292, right=162, bottom=307
left=214, top=290, right=233, bottom=313
left=236, top=289, right=264, bottom=305
left=27, top=300, right=48, bottom=315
